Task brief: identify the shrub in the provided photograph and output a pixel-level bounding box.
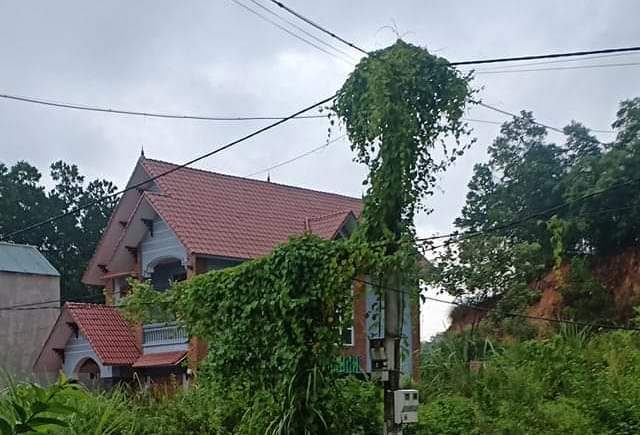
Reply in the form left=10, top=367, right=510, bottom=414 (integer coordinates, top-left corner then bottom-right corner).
left=419, top=330, right=640, bottom=434
left=415, top=397, right=479, bottom=435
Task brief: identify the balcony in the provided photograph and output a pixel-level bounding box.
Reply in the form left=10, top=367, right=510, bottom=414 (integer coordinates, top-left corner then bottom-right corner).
left=143, top=323, right=189, bottom=348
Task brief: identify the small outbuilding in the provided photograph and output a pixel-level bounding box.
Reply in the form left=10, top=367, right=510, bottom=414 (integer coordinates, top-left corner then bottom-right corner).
left=0, top=242, right=60, bottom=378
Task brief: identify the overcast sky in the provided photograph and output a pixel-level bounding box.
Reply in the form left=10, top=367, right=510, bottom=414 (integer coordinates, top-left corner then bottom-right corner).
left=1, top=1, right=639, bottom=339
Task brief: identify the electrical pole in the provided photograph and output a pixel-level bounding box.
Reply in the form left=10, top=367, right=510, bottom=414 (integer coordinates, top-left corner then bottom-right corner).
left=384, top=274, right=402, bottom=435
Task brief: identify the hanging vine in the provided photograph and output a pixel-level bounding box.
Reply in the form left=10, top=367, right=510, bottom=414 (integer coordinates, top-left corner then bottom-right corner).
left=123, top=40, right=476, bottom=434
left=333, top=39, right=476, bottom=245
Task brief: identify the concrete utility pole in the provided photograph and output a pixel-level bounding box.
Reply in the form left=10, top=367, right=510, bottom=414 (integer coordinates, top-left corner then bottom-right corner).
left=384, top=275, right=403, bottom=435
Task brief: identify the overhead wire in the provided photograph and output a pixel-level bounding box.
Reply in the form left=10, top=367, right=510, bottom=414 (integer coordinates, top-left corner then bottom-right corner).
left=265, top=0, right=622, bottom=137
left=474, top=61, right=640, bottom=75
left=2, top=93, right=337, bottom=240
left=3, top=5, right=638, bottom=239
left=244, top=0, right=357, bottom=62
left=416, top=178, right=640, bottom=247
left=5, top=277, right=640, bottom=332
left=229, top=0, right=354, bottom=65
left=268, top=0, right=369, bottom=55
left=465, top=51, right=640, bottom=69
left=268, top=0, right=640, bottom=68
left=0, top=93, right=327, bottom=121
left=246, top=134, right=346, bottom=177
left=352, top=278, right=640, bottom=332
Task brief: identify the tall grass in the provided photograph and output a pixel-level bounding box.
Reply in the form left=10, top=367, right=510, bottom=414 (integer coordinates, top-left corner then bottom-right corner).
left=418, top=329, right=640, bottom=434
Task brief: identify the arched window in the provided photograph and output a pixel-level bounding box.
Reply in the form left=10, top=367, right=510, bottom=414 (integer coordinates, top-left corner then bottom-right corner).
left=74, top=358, right=101, bottom=388
left=149, top=258, right=187, bottom=291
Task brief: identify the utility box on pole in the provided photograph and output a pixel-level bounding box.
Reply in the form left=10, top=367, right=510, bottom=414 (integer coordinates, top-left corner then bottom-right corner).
left=369, top=337, right=389, bottom=382
left=393, top=389, right=419, bottom=425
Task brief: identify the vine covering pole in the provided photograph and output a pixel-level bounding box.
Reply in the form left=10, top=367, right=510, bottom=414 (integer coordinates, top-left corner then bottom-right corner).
left=333, top=40, right=476, bottom=434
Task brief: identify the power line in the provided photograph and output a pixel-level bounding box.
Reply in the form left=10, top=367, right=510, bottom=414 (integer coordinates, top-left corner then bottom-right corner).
left=245, top=0, right=357, bottom=62
left=265, top=0, right=622, bottom=139
left=0, top=92, right=516, bottom=128
left=417, top=190, right=640, bottom=249
left=464, top=51, right=640, bottom=70
left=229, top=0, right=354, bottom=65
left=0, top=292, right=106, bottom=311
left=478, top=102, right=615, bottom=135
left=478, top=102, right=566, bottom=134
left=0, top=93, right=327, bottom=121
left=246, top=134, right=346, bottom=177
left=268, top=0, right=369, bottom=55
left=244, top=115, right=520, bottom=177
left=450, top=46, right=640, bottom=67
left=243, top=114, right=530, bottom=178
left=2, top=93, right=337, bottom=240
left=475, top=60, right=640, bottom=75
left=353, top=278, right=640, bottom=332
left=267, top=0, right=640, bottom=68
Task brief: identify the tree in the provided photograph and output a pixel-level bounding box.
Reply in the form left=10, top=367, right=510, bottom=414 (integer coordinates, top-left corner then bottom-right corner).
left=429, top=97, right=640, bottom=323
left=0, top=160, right=117, bottom=302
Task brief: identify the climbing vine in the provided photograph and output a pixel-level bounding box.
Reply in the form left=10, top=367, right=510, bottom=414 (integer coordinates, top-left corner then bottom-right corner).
left=124, top=40, right=477, bottom=433
left=333, top=39, right=476, bottom=244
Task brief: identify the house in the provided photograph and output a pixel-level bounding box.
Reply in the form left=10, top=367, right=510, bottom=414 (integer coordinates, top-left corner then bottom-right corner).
left=35, top=155, right=420, bottom=386
left=0, top=242, right=60, bottom=378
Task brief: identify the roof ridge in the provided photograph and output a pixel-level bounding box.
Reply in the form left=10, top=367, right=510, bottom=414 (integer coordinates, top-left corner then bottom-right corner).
left=143, top=157, right=363, bottom=203
left=65, top=302, right=110, bottom=309
left=307, top=209, right=353, bottom=222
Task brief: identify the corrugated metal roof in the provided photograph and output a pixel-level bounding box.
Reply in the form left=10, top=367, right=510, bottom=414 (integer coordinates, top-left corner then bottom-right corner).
left=0, top=242, right=60, bottom=276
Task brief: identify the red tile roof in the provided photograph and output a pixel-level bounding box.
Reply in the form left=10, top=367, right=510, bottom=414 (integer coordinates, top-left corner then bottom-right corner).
left=141, top=158, right=363, bottom=259
left=132, top=351, right=188, bottom=368
left=305, top=210, right=355, bottom=240
left=66, top=303, right=140, bottom=365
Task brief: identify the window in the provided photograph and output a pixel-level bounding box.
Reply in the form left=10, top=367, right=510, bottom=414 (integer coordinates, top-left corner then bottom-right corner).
left=342, top=286, right=355, bottom=346
left=113, top=277, right=129, bottom=301
left=342, top=323, right=354, bottom=346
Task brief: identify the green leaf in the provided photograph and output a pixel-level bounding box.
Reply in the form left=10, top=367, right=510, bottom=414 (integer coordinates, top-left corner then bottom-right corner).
left=27, top=417, right=68, bottom=428
left=0, top=417, right=13, bottom=435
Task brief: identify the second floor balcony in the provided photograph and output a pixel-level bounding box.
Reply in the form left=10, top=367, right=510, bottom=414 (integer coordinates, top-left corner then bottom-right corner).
left=143, top=323, right=189, bottom=349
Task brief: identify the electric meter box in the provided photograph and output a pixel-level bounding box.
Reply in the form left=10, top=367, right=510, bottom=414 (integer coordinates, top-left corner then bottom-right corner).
left=394, top=389, right=419, bottom=424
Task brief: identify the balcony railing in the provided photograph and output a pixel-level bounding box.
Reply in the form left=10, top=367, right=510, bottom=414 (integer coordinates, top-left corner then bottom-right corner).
left=336, top=355, right=361, bottom=374
left=143, top=323, right=188, bottom=347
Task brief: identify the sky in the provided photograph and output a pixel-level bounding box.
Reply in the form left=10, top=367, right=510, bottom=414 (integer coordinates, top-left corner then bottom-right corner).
left=1, top=1, right=640, bottom=340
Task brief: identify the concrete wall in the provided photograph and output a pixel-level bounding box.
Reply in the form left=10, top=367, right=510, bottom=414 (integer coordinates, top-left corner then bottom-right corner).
left=0, top=271, right=60, bottom=378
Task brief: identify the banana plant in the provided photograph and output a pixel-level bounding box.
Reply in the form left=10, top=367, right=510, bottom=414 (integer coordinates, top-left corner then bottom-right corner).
left=0, top=374, right=81, bottom=434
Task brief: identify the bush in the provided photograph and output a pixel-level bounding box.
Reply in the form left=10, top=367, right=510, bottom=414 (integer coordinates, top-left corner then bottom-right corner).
left=419, top=330, right=640, bottom=434
left=415, top=397, right=479, bottom=435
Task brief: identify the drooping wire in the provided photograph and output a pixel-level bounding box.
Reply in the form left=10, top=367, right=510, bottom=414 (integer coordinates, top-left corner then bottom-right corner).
left=267, top=0, right=640, bottom=69
left=229, top=0, right=354, bottom=65
left=244, top=0, right=357, bottom=62
left=246, top=134, right=346, bottom=177
left=2, top=93, right=337, bottom=240
left=0, top=93, right=327, bottom=121
left=353, top=278, right=640, bottom=332
left=416, top=179, right=640, bottom=246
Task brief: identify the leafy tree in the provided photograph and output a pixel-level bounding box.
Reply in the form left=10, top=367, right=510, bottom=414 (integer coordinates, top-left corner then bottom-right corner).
left=430, top=97, right=640, bottom=324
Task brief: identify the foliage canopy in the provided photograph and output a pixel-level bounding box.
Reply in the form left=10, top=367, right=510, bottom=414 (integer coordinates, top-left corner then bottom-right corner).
left=428, top=97, right=640, bottom=323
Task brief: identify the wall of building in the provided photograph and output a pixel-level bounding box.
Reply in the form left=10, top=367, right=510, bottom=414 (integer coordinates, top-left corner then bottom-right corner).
left=0, top=271, right=59, bottom=378
left=63, top=333, right=113, bottom=379
left=139, top=217, right=187, bottom=278
left=365, top=282, right=416, bottom=378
